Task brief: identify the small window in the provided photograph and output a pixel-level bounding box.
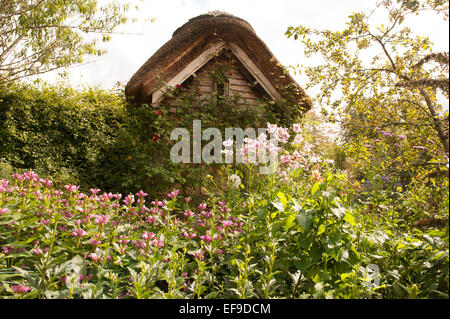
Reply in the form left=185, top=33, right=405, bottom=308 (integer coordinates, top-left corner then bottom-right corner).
left=215, top=80, right=229, bottom=98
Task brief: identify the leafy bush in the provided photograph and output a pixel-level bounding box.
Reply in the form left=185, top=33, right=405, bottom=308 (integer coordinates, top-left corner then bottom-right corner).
left=1, top=123, right=447, bottom=299
left=0, top=82, right=126, bottom=190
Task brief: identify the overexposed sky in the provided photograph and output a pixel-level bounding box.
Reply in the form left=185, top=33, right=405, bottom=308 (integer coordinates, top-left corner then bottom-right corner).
left=39, top=0, right=449, bottom=101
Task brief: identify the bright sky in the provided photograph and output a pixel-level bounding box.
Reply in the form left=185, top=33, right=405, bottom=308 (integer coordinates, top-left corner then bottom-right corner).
left=40, top=0, right=449, bottom=106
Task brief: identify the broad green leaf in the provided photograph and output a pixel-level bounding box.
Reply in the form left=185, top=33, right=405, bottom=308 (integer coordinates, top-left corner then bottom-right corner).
left=296, top=211, right=313, bottom=231
left=285, top=213, right=297, bottom=231
left=271, top=199, right=284, bottom=212
left=344, top=212, right=356, bottom=225
left=277, top=191, right=287, bottom=208
left=311, top=182, right=320, bottom=196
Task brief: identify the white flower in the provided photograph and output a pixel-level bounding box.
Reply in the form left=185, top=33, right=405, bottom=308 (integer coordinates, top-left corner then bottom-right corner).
left=292, top=134, right=304, bottom=145
left=293, top=123, right=301, bottom=133
left=267, top=123, right=278, bottom=134
left=228, top=174, right=241, bottom=190
left=223, top=139, right=233, bottom=148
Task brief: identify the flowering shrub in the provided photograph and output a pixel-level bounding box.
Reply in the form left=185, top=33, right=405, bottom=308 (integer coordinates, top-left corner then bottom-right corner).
left=0, top=124, right=448, bottom=299
left=0, top=169, right=251, bottom=298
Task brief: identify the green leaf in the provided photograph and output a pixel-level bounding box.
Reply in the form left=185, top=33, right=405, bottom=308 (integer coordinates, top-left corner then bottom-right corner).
left=344, top=212, right=356, bottom=225
left=311, top=182, right=320, bottom=196
left=271, top=199, right=284, bottom=212
left=277, top=191, right=288, bottom=208
left=296, top=210, right=313, bottom=231
left=285, top=213, right=297, bottom=231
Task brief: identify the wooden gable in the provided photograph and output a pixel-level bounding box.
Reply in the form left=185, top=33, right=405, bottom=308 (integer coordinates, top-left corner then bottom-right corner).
left=125, top=12, right=312, bottom=113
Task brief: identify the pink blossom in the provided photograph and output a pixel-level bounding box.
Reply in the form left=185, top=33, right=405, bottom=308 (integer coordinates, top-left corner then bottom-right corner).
left=0, top=207, right=9, bottom=215
left=93, top=214, right=110, bottom=225
left=90, top=239, right=101, bottom=246
left=123, top=194, right=135, bottom=206
left=90, top=188, right=101, bottom=195
left=64, top=184, right=80, bottom=193
left=280, top=155, right=291, bottom=165
left=184, top=210, right=194, bottom=217
left=194, top=251, right=204, bottom=261
left=222, top=220, right=233, bottom=227
left=89, top=252, right=101, bottom=262
left=200, top=234, right=212, bottom=242
left=11, top=285, right=31, bottom=294
left=293, top=123, right=301, bottom=133
left=198, top=203, right=207, bottom=210
left=136, top=190, right=148, bottom=198
left=71, top=228, right=87, bottom=238
left=142, top=231, right=155, bottom=240
left=41, top=219, right=50, bottom=226
left=168, top=189, right=179, bottom=199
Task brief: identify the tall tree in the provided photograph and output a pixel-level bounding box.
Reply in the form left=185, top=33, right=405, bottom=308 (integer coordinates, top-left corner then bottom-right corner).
left=0, top=0, right=131, bottom=84
left=286, top=0, right=449, bottom=181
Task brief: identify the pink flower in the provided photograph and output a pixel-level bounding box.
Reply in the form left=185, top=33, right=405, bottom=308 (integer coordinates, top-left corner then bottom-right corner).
left=280, top=155, right=291, bottom=165
left=293, top=123, right=301, bottom=133
left=93, top=214, right=110, bottom=225
left=142, top=231, right=155, bottom=240
left=198, top=203, right=207, bottom=210
left=184, top=197, right=190, bottom=203
left=135, top=190, right=148, bottom=198
left=89, top=252, right=100, bottom=262
left=222, top=220, right=233, bottom=227
left=168, top=189, right=179, bottom=199
left=41, top=219, right=50, bottom=226
left=200, top=234, right=212, bottom=242
left=194, top=251, right=204, bottom=261
left=90, top=239, right=101, bottom=246
left=71, top=228, right=87, bottom=238
left=184, top=210, right=194, bottom=217
left=0, top=208, right=9, bottom=215
left=90, top=188, right=101, bottom=195
left=123, top=194, right=135, bottom=206
left=80, top=274, right=93, bottom=282
left=64, top=184, right=80, bottom=193
left=42, top=179, right=52, bottom=188
left=11, top=285, right=31, bottom=294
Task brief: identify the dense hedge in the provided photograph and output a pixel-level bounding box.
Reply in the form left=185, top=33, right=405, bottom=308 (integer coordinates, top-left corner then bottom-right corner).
left=0, top=82, right=126, bottom=191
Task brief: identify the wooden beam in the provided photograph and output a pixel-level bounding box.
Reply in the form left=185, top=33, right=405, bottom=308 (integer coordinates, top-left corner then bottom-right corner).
left=152, top=41, right=226, bottom=105
left=228, top=42, right=282, bottom=102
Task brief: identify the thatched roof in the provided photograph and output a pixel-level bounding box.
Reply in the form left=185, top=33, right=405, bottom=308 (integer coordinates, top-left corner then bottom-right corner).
left=125, top=11, right=312, bottom=112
